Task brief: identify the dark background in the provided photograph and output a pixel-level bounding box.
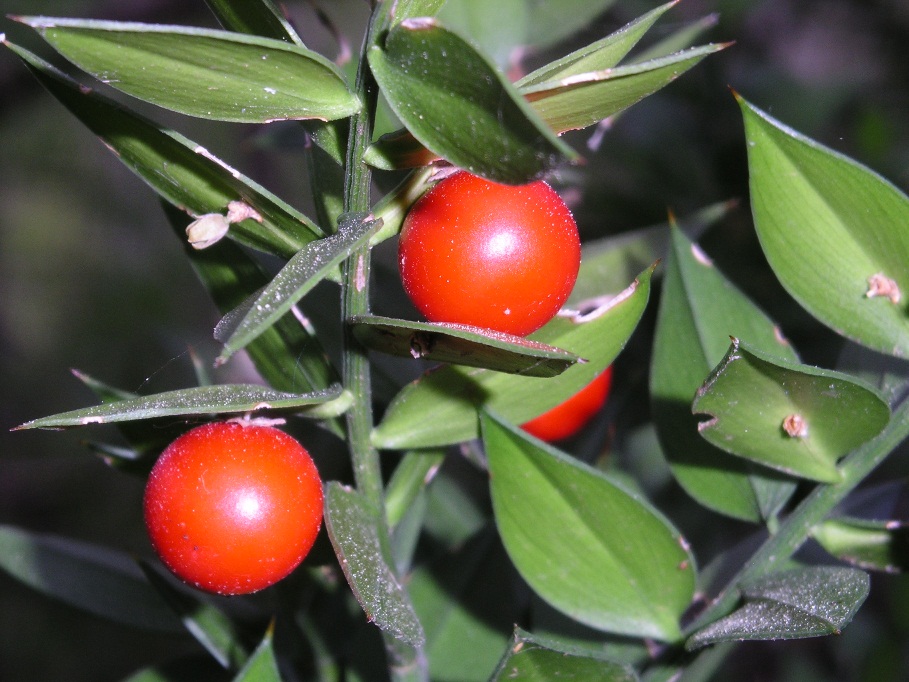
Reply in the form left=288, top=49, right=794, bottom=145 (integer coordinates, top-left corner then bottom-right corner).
left=1, top=1, right=908, bottom=679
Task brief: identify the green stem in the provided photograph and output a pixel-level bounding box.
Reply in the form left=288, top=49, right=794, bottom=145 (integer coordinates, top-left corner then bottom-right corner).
left=645, top=398, right=909, bottom=682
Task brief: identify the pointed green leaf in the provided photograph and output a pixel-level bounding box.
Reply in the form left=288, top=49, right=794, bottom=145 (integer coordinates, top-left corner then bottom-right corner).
left=351, top=315, right=581, bottom=377
left=16, top=383, right=343, bottom=430
left=6, top=42, right=323, bottom=258
left=686, top=567, right=870, bottom=650
left=215, top=214, right=381, bottom=363
left=19, top=17, right=360, bottom=122
left=484, top=413, right=695, bottom=642
left=368, top=18, right=576, bottom=184
left=0, top=525, right=182, bottom=632
left=651, top=227, right=798, bottom=522
left=323, top=483, right=425, bottom=647
left=739, top=95, right=909, bottom=358
left=372, top=267, right=652, bottom=449
left=693, top=340, right=891, bottom=483
left=521, top=43, right=729, bottom=133
left=812, top=518, right=909, bottom=573
left=205, top=0, right=305, bottom=45
left=140, top=562, right=248, bottom=670
left=233, top=627, right=281, bottom=682
left=490, top=628, right=639, bottom=682
left=517, top=1, right=678, bottom=87
left=385, top=449, right=445, bottom=529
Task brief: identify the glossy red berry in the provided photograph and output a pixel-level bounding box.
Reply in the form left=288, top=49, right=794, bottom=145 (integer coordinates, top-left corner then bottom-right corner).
left=143, top=421, right=323, bottom=595
left=398, top=172, right=581, bottom=336
left=521, top=367, right=613, bottom=442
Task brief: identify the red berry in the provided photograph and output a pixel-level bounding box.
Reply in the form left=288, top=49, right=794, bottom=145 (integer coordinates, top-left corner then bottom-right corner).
left=521, top=367, right=613, bottom=442
left=144, top=421, right=323, bottom=595
left=398, top=172, right=581, bottom=336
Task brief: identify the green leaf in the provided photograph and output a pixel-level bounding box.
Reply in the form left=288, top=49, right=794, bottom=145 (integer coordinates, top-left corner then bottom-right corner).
left=812, top=518, right=909, bottom=573
left=352, top=315, right=581, bottom=377
left=693, top=340, right=891, bottom=483
left=161, top=204, right=340, bottom=396
left=205, top=0, right=305, bottom=45
left=140, top=562, right=248, bottom=670
left=739, top=95, right=909, bottom=358
left=19, top=17, right=360, bottom=122
left=484, top=413, right=695, bottom=642
left=368, top=18, right=577, bottom=184
left=521, top=43, right=729, bottom=134
left=233, top=627, right=281, bottom=682
left=517, top=1, right=678, bottom=87
left=409, top=528, right=518, bottom=681
left=0, top=525, right=182, bottom=632
left=651, top=226, right=798, bottom=522
left=389, top=0, right=449, bottom=26
left=372, top=267, right=653, bottom=449
left=686, top=567, right=870, bottom=650
left=15, top=383, right=344, bottom=430
left=385, top=450, right=446, bottom=529
left=7, top=42, right=323, bottom=258
left=490, top=628, right=639, bottom=682
left=323, top=483, right=425, bottom=647
left=215, top=213, right=382, bottom=364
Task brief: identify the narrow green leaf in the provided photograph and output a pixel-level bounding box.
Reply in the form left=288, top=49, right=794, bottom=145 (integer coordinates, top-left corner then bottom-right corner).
left=372, top=267, right=652, bottom=449
left=409, top=529, right=518, bottom=681
left=16, top=383, right=343, bottom=430
left=0, top=525, right=182, bottom=633
left=693, top=340, right=891, bottom=483
left=686, top=567, right=870, bottom=650
left=323, top=483, right=426, bottom=647
left=368, top=18, right=577, bottom=184
left=140, top=562, right=248, bottom=671
left=517, top=1, right=678, bottom=87
left=352, top=315, right=581, bottom=377
left=484, top=413, right=695, bottom=642
left=385, top=451, right=445, bottom=529
left=490, top=628, right=639, bottom=682
left=812, top=518, right=909, bottom=573
left=19, top=17, right=360, bottom=122
left=205, top=0, right=305, bottom=45
left=739, top=95, right=909, bottom=358
left=233, top=627, right=281, bottom=682
left=6, top=42, right=323, bottom=258
left=651, top=226, right=798, bottom=522
left=215, top=213, right=382, bottom=364
left=522, top=44, right=729, bottom=133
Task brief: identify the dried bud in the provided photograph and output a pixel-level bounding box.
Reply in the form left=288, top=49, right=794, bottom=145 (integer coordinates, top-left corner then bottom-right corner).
left=186, top=213, right=230, bottom=250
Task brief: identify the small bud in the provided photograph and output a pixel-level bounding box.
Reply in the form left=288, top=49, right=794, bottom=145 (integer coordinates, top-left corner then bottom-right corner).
left=865, top=273, right=901, bottom=304
left=186, top=213, right=230, bottom=250
left=782, top=413, right=808, bottom=439
left=226, top=200, right=263, bottom=224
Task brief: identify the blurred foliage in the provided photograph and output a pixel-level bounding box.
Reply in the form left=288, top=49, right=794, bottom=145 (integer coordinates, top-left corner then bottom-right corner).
left=1, top=0, right=908, bottom=680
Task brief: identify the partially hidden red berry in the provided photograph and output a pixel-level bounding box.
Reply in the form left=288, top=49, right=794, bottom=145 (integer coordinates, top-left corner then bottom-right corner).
left=521, top=367, right=613, bottom=442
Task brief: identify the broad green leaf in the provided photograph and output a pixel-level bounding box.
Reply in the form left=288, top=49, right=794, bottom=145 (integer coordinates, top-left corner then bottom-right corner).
left=490, top=628, right=639, bottom=682
left=812, top=518, right=909, bottom=573
left=19, top=18, right=360, bottom=122
left=323, top=483, right=425, bottom=647
left=693, top=340, right=891, bottom=483
left=205, top=0, right=305, bottom=45
left=8, top=43, right=323, bottom=258
left=517, top=1, right=678, bottom=87
left=484, top=413, right=695, bottom=641
left=651, top=226, right=798, bottom=522
left=522, top=44, right=729, bottom=133
left=352, top=315, right=581, bottom=377
left=836, top=340, right=909, bottom=406
left=140, top=562, right=248, bottom=670
left=0, top=525, right=182, bottom=632
left=390, top=0, right=449, bottom=26
left=739, top=95, right=909, bottom=358
left=16, top=383, right=344, bottom=429
left=568, top=202, right=730, bottom=305
left=409, top=529, right=518, bottom=681
left=215, top=213, right=382, bottom=364
left=372, top=267, right=652, bottom=449
left=161, top=204, right=340, bottom=396
left=686, top=567, right=870, bottom=650
left=233, top=627, right=281, bottom=682
left=368, top=18, right=577, bottom=184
